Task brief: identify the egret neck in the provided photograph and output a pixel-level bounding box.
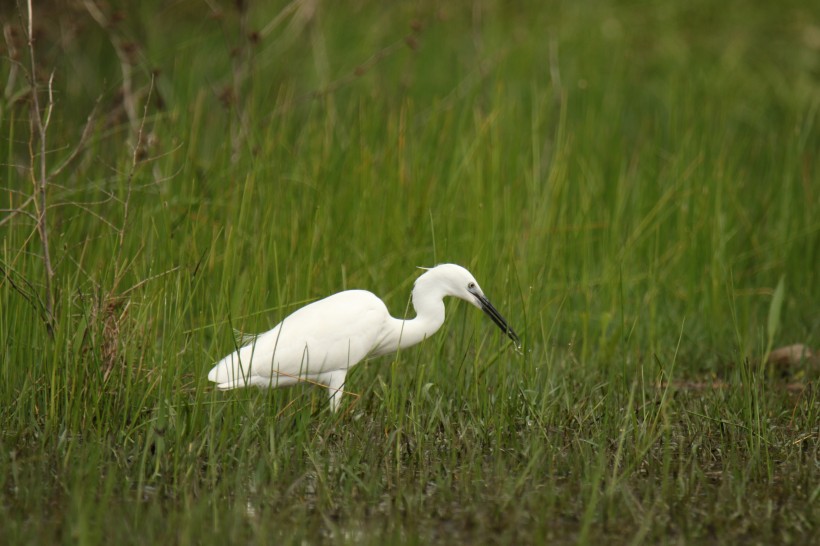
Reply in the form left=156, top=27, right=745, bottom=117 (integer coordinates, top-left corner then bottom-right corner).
left=373, top=275, right=447, bottom=355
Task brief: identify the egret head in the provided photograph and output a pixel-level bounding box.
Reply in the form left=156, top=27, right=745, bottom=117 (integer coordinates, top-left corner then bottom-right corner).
left=418, top=264, right=521, bottom=347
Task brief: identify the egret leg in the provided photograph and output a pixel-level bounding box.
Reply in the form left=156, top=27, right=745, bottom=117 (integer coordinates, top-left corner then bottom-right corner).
left=323, top=370, right=347, bottom=412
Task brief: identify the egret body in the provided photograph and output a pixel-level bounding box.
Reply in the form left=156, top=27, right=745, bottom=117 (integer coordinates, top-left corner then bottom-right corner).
left=207, top=264, right=520, bottom=411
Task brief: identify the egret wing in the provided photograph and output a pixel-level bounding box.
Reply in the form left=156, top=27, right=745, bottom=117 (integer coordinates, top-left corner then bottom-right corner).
left=208, top=290, right=389, bottom=388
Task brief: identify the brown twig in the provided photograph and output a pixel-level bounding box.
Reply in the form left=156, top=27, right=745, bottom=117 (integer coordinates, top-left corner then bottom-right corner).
left=0, top=261, right=50, bottom=325
left=49, top=96, right=101, bottom=178
left=0, top=195, right=37, bottom=226
left=25, top=0, right=56, bottom=335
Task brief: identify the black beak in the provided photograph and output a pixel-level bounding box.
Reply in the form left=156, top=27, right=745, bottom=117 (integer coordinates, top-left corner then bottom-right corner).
left=470, top=288, right=521, bottom=348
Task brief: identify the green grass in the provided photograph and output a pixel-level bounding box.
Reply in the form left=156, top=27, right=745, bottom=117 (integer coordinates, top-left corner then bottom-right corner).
left=1, top=0, right=818, bottom=543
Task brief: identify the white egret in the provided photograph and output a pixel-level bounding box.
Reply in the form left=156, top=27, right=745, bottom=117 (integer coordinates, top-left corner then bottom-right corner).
left=207, top=263, right=520, bottom=411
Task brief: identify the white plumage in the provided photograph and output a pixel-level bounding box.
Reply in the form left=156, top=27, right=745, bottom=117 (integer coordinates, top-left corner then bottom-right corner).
left=207, top=264, right=520, bottom=411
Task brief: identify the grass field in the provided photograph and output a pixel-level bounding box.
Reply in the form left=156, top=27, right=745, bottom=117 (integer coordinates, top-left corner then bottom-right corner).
left=1, top=0, right=819, bottom=543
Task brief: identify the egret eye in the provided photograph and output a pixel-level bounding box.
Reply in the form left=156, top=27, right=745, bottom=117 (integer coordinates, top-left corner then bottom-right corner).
left=468, top=282, right=476, bottom=290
